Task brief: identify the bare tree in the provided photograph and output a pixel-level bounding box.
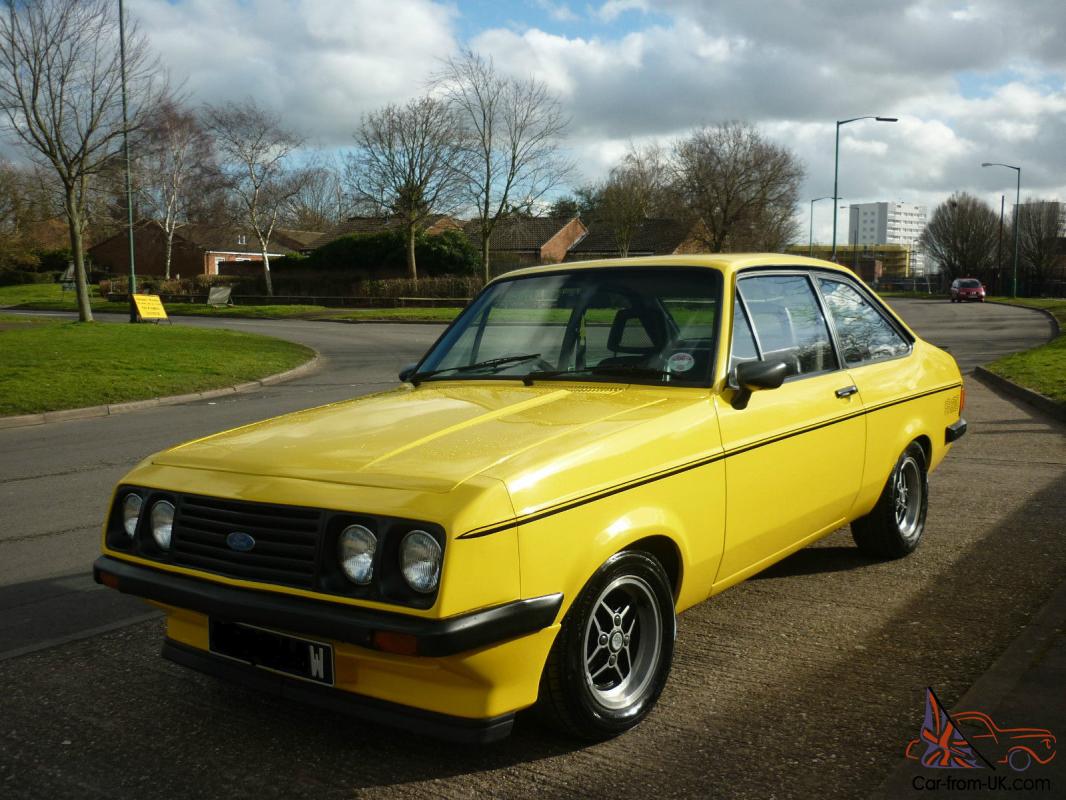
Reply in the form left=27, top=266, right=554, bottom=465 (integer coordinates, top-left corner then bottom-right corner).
left=1015, top=199, right=1063, bottom=296
left=347, top=96, right=468, bottom=280
left=0, top=0, right=164, bottom=320
left=205, top=100, right=304, bottom=296
left=284, top=159, right=345, bottom=232
left=671, top=121, right=803, bottom=253
left=139, top=100, right=213, bottom=279
left=919, top=193, right=998, bottom=283
left=599, top=144, right=669, bottom=256
left=437, top=50, right=572, bottom=280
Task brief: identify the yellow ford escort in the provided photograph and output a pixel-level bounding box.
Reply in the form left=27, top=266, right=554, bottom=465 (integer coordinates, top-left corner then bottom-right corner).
left=94, top=255, right=967, bottom=742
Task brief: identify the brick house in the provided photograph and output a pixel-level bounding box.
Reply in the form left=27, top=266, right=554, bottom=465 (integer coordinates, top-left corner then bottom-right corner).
left=464, top=216, right=588, bottom=274
left=88, top=221, right=297, bottom=278
left=565, top=218, right=706, bottom=261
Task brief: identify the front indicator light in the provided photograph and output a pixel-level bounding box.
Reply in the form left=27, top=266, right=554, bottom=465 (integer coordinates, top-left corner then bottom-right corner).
left=122, top=493, right=142, bottom=538
left=400, top=530, right=441, bottom=594
left=151, top=501, right=175, bottom=550
left=338, top=525, right=376, bottom=585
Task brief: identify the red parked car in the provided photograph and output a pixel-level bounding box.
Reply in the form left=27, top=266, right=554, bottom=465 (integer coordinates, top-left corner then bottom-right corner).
left=950, top=278, right=986, bottom=302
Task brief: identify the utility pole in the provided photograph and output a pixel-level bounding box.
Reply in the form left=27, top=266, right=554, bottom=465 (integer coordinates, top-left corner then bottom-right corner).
left=997, top=195, right=1004, bottom=295
left=119, top=0, right=137, bottom=322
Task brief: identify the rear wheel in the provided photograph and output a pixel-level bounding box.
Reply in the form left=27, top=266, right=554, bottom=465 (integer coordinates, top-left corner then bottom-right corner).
left=852, top=442, right=928, bottom=559
left=538, top=551, right=675, bottom=740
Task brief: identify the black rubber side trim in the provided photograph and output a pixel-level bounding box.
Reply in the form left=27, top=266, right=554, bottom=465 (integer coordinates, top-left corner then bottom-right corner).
left=94, top=556, right=561, bottom=657
left=161, top=639, right=515, bottom=743
left=946, top=418, right=968, bottom=444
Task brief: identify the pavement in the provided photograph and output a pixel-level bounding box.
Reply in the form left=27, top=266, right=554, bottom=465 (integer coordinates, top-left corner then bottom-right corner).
left=0, top=299, right=1063, bottom=799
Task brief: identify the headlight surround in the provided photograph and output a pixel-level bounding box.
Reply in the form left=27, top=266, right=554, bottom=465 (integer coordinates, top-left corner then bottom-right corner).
left=150, top=500, right=175, bottom=551
left=400, top=530, right=441, bottom=594
left=338, top=524, right=377, bottom=585
left=122, top=493, right=142, bottom=538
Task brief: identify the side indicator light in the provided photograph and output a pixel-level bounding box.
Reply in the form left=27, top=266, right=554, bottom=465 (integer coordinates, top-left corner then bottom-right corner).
left=99, top=571, right=120, bottom=590
left=372, top=631, right=419, bottom=656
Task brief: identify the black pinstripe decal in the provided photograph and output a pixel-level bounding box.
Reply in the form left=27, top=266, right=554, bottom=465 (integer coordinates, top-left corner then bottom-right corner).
left=455, top=382, right=962, bottom=539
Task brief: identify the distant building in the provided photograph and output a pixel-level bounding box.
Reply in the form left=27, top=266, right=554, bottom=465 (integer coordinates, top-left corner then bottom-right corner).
left=565, top=218, right=706, bottom=261
left=306, top=215, right=462, bottom=252
left=848, top=201, right=927, bottom=275
left=88, top=221, right=296, bottom=278
left=464, top=216, right=588, bottom=274
left=787, top=243, right=911, bottom=282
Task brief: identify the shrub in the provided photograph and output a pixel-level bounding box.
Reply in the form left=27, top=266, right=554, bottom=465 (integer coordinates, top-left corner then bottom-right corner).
left=0, top=268, right=53, bottom=286
left=37, top=248, right=73, bottom=273
left=303, top=228, right=478, bottom=278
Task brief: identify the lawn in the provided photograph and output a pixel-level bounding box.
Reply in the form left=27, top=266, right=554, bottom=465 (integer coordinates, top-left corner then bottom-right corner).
left=0, top=283, right=463, bottom=321
left=0, top=315, right=313, bottom=415
left=983, top=297, right=1066, bottom=405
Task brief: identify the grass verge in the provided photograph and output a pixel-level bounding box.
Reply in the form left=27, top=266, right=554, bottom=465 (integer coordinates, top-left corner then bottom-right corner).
left=983, top=297, right=1066, bottom=405
left=0, top=283, right=462, bottom=322
left=0, top=314, right=313, bottom=416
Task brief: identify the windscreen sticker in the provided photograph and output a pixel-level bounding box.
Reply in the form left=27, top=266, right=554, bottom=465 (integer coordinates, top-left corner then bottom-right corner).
left=666, top=352, right=695, bottom=373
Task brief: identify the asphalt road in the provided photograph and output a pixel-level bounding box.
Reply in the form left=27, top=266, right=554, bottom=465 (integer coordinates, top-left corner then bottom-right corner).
left=0, top=299, right=1062, bottom=798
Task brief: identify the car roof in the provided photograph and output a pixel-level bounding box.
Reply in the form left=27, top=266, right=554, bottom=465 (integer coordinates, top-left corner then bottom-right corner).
left=492, top=253, right=864, bottom=284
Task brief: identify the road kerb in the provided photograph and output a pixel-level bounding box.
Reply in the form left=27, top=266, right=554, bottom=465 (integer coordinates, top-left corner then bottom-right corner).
left=0, top=354, right=321, bottom=431
left=973, top=365, right=1066, bottom=423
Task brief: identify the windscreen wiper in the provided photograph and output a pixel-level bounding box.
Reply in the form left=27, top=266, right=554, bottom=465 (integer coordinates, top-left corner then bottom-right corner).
left=409, top=354, right=542, bottom=386
left=522, top=364, right=667, bottom=386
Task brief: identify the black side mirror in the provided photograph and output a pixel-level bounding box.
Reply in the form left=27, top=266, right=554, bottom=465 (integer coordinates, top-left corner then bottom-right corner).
left=398, top=363, right=418, bottom=383
left=730, top=359, right=788, bottom=410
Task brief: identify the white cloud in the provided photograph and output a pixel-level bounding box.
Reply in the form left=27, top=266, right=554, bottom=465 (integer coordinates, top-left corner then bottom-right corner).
left=535, top=0, right=580, bottom=23
left=594, top=1, right=649, bottom=23
left=132, top=0, right=458, bottom=146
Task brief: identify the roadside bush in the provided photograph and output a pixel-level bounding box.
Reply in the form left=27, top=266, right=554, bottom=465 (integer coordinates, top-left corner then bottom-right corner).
left=37, top=248, right=72, bottom=273
left=0, top=268, right=54, bottom=286
left=360, top=275, right=482, bottom=298
left=304, top=228, right=478, bottom=278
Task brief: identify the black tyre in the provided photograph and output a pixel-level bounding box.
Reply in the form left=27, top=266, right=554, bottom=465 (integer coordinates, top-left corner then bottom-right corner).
left=538, top=551, right=675, bottom=740
left=851, top=441, right=928, bottom=559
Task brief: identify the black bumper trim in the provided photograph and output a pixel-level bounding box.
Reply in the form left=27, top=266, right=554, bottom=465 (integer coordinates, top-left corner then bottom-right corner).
left=94, top=556, right=561, bottom=657
left=161, top=638, right=515, bottom=743
left=946, top=418, right=968, bottom=444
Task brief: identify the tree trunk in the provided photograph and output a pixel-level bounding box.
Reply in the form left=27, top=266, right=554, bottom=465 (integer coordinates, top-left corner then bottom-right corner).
left=260, top=246, right=274, bottom=296
left=482, top=233, right=491, bottom=283
left=164, top=230, right=173, bottom=280
left=406, top=225, right=418, bottom=282
left=64, top=190, right=93, bottom=323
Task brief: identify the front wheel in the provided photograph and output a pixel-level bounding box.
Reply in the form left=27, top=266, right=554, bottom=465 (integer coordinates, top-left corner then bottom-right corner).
left=851, top=442, right=928, bottom=559
left=538, top=551, right=675, bottom=740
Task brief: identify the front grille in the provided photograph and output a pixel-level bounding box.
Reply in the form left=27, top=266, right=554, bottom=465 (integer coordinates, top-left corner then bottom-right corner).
left=171, top=495, right=323, bottom=588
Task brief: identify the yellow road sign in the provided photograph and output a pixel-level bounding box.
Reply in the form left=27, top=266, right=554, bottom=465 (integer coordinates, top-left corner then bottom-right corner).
left=132, top=294, right=168, bottom=321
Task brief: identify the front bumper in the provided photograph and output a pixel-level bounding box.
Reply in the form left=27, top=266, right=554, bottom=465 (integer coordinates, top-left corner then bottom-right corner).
left=93, top=556, right=561, bottom=658
left=161, top=638, right=517, bottom=743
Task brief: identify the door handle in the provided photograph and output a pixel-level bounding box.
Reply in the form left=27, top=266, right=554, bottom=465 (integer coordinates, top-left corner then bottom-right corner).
left=835, top=385, right=859, bottom=398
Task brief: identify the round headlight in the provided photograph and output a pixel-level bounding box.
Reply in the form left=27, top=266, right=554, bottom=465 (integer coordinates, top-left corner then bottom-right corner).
left=151, top=500, right=175, bottom=551
left=400, top=530, right=441, bottom=594
left=122, top=493, right=142, bottom=538
left=338, top=525, right=376, bottom=585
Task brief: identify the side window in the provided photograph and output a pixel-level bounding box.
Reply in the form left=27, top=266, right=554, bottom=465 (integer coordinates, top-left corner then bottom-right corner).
left=738, top=274, right=839, bottom=377
left=818, top=278, right=910, bottom=365
left=729, top=298, right=758, bottom=373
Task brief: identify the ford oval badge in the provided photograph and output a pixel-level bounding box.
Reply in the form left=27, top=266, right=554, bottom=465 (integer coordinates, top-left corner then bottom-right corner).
left=226, top=532, right=256, bottom=552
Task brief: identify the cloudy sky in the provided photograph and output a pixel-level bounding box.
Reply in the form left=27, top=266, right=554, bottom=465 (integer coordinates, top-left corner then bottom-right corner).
left=133, top=0, right=1066, bottom=242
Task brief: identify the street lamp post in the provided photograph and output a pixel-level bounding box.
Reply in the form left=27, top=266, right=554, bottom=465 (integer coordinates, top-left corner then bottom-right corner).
left=119, top=0, right=137, bottom=323
left=981, top=162, right=1021, bottom=298
left=808, top=196, right=835, bottom=257
left=831, top=115, right=898, bottom=261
